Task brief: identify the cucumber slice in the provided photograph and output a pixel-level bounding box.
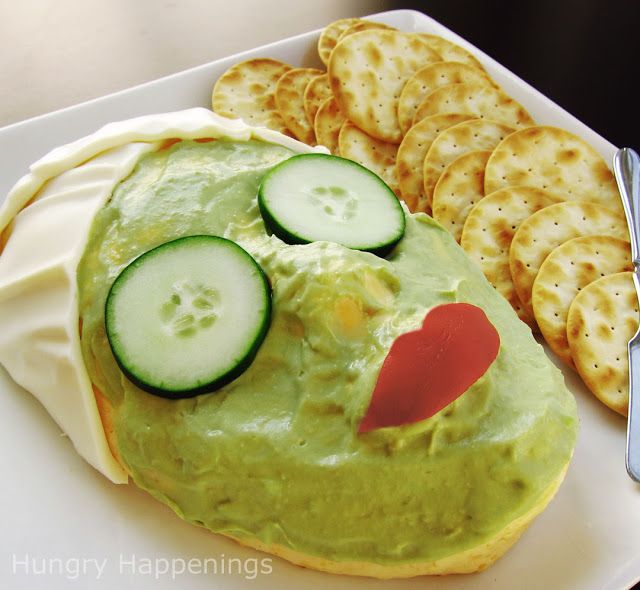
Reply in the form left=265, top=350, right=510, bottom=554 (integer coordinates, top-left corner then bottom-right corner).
left=105, top=235, right=271, bottom=398
left=258, top=154, right=405, bottom=257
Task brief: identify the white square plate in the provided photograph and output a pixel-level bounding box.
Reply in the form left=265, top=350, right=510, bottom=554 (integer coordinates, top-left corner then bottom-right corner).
left=0, top=9, right=638, bottom=590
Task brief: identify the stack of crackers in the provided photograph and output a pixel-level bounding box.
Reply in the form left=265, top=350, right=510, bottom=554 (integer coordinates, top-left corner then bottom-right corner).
left=210, top=17, right=638, bottom=418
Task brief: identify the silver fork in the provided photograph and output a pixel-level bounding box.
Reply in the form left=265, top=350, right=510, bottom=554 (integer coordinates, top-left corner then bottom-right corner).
left=614, top=147, right=640, bottom=483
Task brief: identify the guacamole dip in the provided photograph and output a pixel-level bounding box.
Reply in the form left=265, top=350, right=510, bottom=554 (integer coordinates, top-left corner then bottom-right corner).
left=77, top=139, right=577, bottom=564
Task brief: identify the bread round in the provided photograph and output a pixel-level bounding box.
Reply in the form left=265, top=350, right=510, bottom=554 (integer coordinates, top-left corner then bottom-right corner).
left=99, top=395, right=569, bottom=577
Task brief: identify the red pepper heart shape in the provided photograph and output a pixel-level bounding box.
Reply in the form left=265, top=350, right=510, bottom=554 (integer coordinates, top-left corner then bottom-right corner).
left=359, top=302, right=500, bottom=433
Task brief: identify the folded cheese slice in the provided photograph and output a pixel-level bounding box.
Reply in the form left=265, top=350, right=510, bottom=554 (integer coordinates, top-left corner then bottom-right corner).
left=0, top=108, right=323, bottom=482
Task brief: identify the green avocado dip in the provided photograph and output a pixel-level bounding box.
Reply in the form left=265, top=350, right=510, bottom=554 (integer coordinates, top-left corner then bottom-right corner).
left=77, top=139, right=578, bottom=565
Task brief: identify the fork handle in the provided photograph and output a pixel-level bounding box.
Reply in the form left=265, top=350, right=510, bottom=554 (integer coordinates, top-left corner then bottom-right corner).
left=614, top=147, right=640, bottom=482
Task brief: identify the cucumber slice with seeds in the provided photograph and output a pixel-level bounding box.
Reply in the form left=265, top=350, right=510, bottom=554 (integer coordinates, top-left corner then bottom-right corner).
left=258, top=154, right=405, bottom=257
left=105, top=235, right=271, bottom=398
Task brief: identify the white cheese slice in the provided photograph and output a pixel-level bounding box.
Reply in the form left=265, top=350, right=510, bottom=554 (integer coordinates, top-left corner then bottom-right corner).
left=0, top=108, right=325, bottom=483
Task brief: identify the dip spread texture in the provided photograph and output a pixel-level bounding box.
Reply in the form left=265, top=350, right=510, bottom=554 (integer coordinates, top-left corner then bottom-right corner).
left=77, top=139, right=577, bottom=564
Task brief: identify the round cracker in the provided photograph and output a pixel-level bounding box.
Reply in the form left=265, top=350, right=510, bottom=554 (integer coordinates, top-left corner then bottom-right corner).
left=314, top=97, right=345, bottom=155
left=317, top=18, right=360, bottom=66
left=484, top=126, right=620, bottom=210
left=509, top=200, right=628, bottom=318
left=399, top=61, right=494, bottom=134
left=461, top=186, right=561, bottom=327
left=211, top=58, right=292, bottom=134
left=329, top=30, right=441, bottom=144
left=423, top=118, right=515, bottom=211
left=532, top=235, right=632, bottom=367
left=275, top=67, right=324, bottom=145
left=336, top=20, right=395, bottom=43
left=339, top=120, right=399, bottom=194
left=396, top=113, right=472, bottom=212
left=414, top=82, right=535, bottom=130
left=567, top=271, right=638, bottom=416
left=417, top=34, right=485, bottom=70
left=303, top=73, right=332, bottom=127
left=432, top=150, right=491, bottom=243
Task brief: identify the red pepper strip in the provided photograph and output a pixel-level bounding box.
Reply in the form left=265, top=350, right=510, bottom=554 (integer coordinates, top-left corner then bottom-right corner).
left=358, top=303, right=500, bottom=433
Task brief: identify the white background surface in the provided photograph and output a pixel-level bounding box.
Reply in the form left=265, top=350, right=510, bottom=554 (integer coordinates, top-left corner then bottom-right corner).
left=1, top=5, right=639, bottom=590
left=0, top=0, right=388, bottom=127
